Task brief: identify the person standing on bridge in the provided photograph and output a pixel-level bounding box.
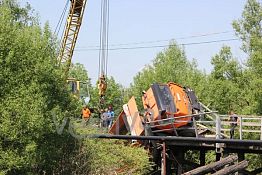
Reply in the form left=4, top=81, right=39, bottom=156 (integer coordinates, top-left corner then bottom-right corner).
left=229, top=111, right=238, bottom=139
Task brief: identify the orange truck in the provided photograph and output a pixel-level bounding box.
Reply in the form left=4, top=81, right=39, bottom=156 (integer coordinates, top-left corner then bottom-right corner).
left=109, top=82, right=201, bottom=137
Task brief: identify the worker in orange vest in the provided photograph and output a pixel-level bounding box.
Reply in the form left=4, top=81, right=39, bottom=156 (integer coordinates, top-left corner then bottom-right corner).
left=82, top=105, right=91, bottom=124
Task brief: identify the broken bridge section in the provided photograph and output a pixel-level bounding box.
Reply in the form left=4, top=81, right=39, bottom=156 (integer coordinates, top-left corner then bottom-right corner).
left=107, top=98, right=262, bottom=175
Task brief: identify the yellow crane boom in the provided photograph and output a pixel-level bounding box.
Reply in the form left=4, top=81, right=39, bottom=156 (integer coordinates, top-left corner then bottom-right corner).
left=58, top=0, right=87, bottom=77
left=57, top=0, right=107, bottom=105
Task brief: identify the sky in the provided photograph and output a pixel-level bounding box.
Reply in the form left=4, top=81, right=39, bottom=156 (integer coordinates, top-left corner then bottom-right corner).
left=21, top=0, right=247, bottom=87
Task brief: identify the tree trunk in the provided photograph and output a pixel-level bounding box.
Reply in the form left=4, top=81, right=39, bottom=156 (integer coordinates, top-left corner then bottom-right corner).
left=182, top=155, right=238, bottom=175
left=212, top=160, right=248, bottom=175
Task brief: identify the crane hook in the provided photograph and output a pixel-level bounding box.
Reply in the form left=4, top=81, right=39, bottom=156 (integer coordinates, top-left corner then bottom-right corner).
left=98, top=74, right=107, bottom=106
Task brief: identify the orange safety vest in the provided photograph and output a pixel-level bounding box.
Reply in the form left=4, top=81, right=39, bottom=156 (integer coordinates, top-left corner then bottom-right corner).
left=82, top=108, right=91, bottom=120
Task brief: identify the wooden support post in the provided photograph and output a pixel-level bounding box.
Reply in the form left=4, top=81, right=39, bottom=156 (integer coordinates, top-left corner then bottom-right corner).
left=222, top=150, right=229, bottom=158
left=215, top=114, right=222, bottom=163
left=260, top=117, right=262, bottom=140
left=215, top=115, right=222, bottom=155
left=177, top=150, right=184, bottom=175
left=161, top=142, right=166, bottom=175
left=238, top=152, right=245, bottom=175
left=239, top=116, right=243, bottom=140
left=182, top=155, right=238, bottom=175
left=193, top=117, right=199, bottom=138
left=216, top=153, right=221, bottom=161
left=200, top=150, right=205, bottom=166
left=212, top=160, right=248, bottom=175
left=238, top=152, right=245, bottom=162
left=216, top=115, right=221, bottom=139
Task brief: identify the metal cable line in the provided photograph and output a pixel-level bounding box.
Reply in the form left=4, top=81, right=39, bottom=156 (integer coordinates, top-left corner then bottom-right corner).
left=78, top=30, right=235, bottom=49
left=54, top=0, right=69, bottom=36
left=76, top=38, right=239, bottom=51
left=98, top=0, right=109, bottom=78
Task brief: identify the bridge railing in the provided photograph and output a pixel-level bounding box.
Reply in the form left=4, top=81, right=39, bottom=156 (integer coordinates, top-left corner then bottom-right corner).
left=197, top=102, right=262, bottom=140
left=144, top=111, right=262, bottom=140
left=195, top=113, right=262, bottom=140
left=217, top=115, right=262, bottom=140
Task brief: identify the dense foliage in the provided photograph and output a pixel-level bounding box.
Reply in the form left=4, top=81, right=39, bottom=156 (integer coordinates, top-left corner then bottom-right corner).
left=0, top=1, right=151, bottom=174
left=0, top=1, right=82, bottom=174
left=233, top=0, right=262, bottom=114
left=130, top=43, right=207, bottom=109
left=1, top=0, right=261, bottom=174
left=129, top=0, right=262, bottom=171
left=74, top=126, right=152, bottom=175
left=130, top=0, right=262, bottom=116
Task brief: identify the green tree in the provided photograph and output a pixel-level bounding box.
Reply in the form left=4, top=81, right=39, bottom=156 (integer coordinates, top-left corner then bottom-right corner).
left=232, top=0, right=262, bottom=114
left=205, top=46, right=244, bottom=113
left=69, top=62, right=93, bottom=104
left=130, top=42, right=207, bottom=109
left=232, top=0, right=262, bottom=169
left=0, top=1, right=153, bottom=174
left=69, top=63, right=91, bottom=84
left=74, top=127, right=152, bottom=175
left=0, top=1, right=81, bottom=174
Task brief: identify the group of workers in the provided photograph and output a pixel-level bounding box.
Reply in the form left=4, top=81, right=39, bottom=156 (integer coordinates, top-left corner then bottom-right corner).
left=81, top=104, right=115, bottom=129
left=100, top=106, right=115, bottom=128
left=80, top=74, right=112, bottom=128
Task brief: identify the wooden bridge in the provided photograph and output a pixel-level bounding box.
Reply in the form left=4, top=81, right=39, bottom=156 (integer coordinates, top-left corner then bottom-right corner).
left=71, top=99, right=262, bottom=175
left=101, top=102, right=262, bottom=175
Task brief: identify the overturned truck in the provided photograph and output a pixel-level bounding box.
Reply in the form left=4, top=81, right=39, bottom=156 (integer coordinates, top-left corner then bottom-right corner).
left=109, top=82, right=201, bottom=138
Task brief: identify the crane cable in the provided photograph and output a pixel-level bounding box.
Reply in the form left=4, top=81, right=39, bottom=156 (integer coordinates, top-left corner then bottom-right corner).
left=98, top=0, right=109, bottom=107
left=55, top=0, right=69, bottom=66
left=98, top=0, right=109, bottom=77
left=54, top=0, right=69, bottom=36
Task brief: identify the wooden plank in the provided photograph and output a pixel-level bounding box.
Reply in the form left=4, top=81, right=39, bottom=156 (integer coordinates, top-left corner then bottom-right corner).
left=220, top=115, right=262, bottom=118
left=109, top=110, right=127, bottom=135
left=182, top=155, right=238, bottom=175
left=197, top=123, right=229, bottom=138
left=261, top=118, right=262, bottom=140
left=125, top=96, right=144, bottom=136
left=212, top=160, right=248, bottom=175
left=221, top=121, right=261, bottom=127
left=221, top=129, right=261, bottom=133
